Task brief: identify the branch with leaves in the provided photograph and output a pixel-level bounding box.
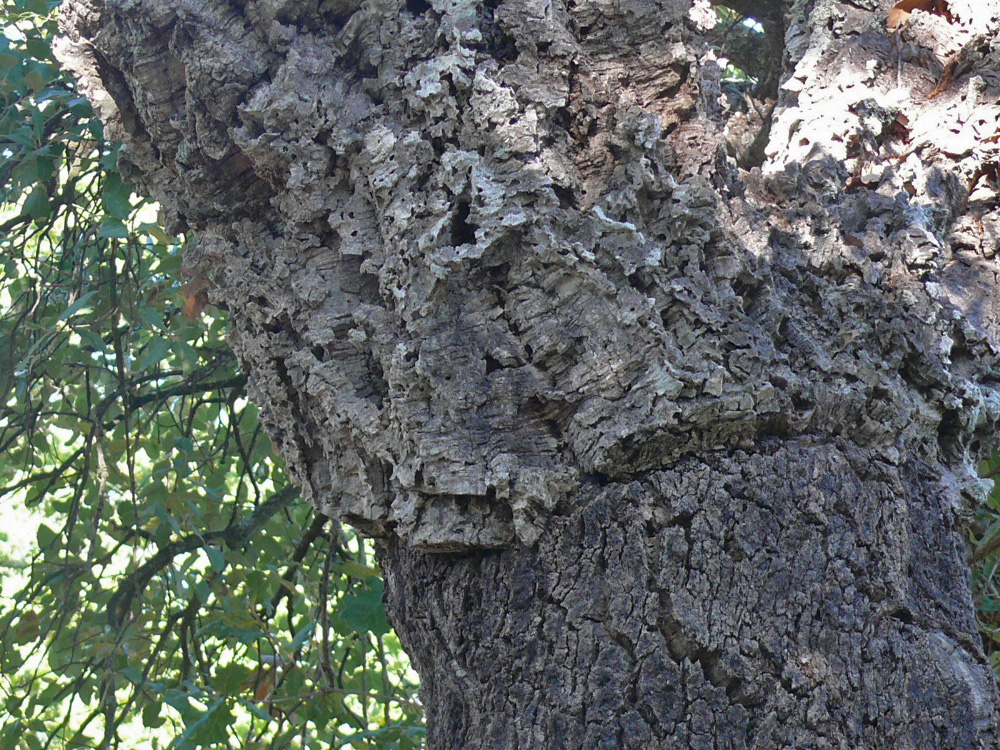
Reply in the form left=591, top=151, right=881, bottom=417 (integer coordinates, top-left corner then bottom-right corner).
left=0, top=4, right=422, bottom=748
left=107, top=485, right=299, bottom=629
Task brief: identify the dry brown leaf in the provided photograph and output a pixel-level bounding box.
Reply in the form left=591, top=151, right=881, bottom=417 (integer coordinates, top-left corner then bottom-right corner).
left=182, top=291, right=208, bottom=319
left=253, top=668, right=276, bottom=701
left=181, top=275, right=210, bottom=320
left=887, top=0, right=950, bottom=30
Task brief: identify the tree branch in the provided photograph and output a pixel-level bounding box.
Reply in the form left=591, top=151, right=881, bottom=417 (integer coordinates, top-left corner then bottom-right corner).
left=126, top=374, right=247, bottom=409
left=267, top=513, right=332, bottom=614
left=107, top=485, right=300, bottom=629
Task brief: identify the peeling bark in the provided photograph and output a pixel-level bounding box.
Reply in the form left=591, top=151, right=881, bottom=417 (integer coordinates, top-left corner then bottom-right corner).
left=58, top=0, right=1000, bottom=745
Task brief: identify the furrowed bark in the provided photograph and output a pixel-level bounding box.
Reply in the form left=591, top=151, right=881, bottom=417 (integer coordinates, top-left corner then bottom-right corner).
left=384, top=444, right=996, bottom=747
left=58, top=0, right=1000, bottom=745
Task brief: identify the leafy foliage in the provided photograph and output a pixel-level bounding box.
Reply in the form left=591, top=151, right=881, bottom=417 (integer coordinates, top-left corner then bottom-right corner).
left=0, top=2, right=422, bottom=747
left=970, top=453, right=1000, bottom=670
left=705, top=7, right=770, bottom=97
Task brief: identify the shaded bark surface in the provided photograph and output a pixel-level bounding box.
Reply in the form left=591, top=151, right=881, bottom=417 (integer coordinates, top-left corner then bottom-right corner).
left=58, top=0, right=1000, bottom=745
left=384, top=441, right=995, bottom=747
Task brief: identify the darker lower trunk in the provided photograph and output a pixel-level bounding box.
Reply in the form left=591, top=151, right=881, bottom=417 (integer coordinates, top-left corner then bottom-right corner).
left=382, top=440, right=999, bottom=748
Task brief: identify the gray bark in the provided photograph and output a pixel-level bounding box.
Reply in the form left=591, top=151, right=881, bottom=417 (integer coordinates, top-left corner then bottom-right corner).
left=58, top=0, right=1000, bottom=745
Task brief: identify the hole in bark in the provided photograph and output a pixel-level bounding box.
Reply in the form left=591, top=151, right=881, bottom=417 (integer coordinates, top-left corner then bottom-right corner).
left=722, top=531, right=744, bottom=561
left=791, top=392, right=813, bottom=411
left=583, top=471, right=610, bottom=486
left=312, top=346, right=327, bottom=362
left=485, top=261, right=510, bottom=285
left=654, top=63, right=690, bottom=101
left=366, top=358, right=388, bottom=405
left=479, top=0, right=519, bottom=62
left=337, top=41, right=377, bottom=79
left=733, top=274, right=766, bottom=316
left=552, top=183, right=577, bottom=209
left=887, top=603, right=914, bottom=623
left=937, top=410, right=963, bottom=461
left=484, top=352, right=503, bottom=374
left=518, top=396, right=564, bottom=437
left=406, top=0, right=432, bottom=13
left=552, top=107, right=572, bottom=132
left=450, top=200, right=477, bottom=246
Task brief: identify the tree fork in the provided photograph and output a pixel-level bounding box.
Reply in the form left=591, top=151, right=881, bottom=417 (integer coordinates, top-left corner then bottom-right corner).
left=58, top=0, right=1000, bottom=745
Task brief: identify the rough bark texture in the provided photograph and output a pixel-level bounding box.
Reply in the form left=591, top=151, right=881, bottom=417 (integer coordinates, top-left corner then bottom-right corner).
left=384, top=443, right=996, bottom=747
left=58, top=0, right=1000, bottom=745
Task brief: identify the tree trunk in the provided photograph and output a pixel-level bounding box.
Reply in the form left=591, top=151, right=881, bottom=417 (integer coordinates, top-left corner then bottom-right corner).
left=58, top=0, right=1000, bottom=745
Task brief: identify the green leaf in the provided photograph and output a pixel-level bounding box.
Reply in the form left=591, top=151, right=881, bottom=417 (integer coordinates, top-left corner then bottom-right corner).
left=57, top=291, right=98, bottom=323
left=204, top=545, right=226, bottom=573
left=174, top=436, right=194, bottom=454
left=337, top=580, right=390, bottom=636
left=35, top=523, right=58, bottom=549
left=170, top=341, right=200, bottom=375
left=198, top=620, right=266, bottom=646
left=330, top=560, right=381, bottom=580
left=97, top=217, right=128, bottom=239
left=144, top=224, right=179, bottom=245
left=291, top=621, right=315, bottom=652
left=101, top=173, right=133, bottom=219
left=240, top=698, right=274, bottom=723
left=142, top=701, right=167, bottom=729
left=133, top=336, right=171, bottom=372
left=171, top=697, right=233, bottom=749
left=3, top=696, right=23, bottom=719
left=22, top=69, right=46, bottom=92
left=22, top=185, right=50, bottom=220
left=13, top=611, right=40, bottom=644
left=120, top=667, right=144, bottom=685
left=23, top=0, right=51, bottom=16
left=5, top=128, right=38, bottom=150
left=163, top=689, right=196, bottom=718
left=214, top=663, right=254, bottom=696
